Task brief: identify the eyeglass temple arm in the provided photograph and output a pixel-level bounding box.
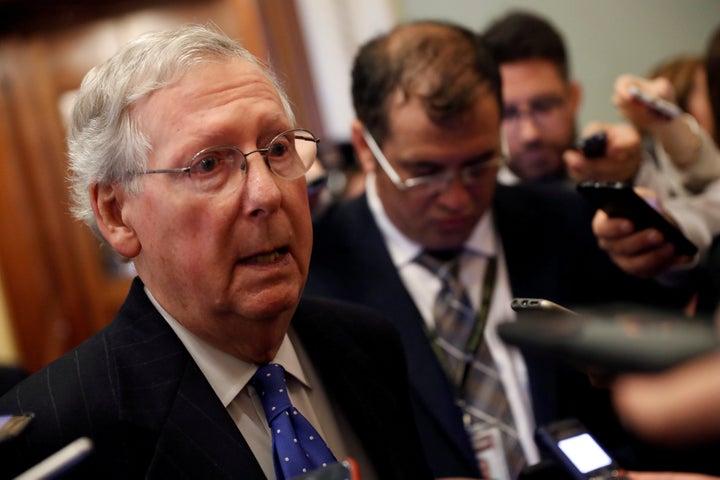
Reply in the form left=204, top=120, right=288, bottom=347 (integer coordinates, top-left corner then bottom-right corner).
left=361, top=127, right=407, bottom=190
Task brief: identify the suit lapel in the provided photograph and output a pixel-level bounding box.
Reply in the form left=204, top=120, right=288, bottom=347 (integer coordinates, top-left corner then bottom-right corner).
left=147, top=361, right=264, bottom=479
left=111, top=280, right=264, bottom=479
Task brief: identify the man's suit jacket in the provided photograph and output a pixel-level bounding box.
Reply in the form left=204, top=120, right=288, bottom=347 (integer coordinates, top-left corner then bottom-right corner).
left=305, top=184, right=696, bottom=478
left=0, top=279, right=433, bottom=479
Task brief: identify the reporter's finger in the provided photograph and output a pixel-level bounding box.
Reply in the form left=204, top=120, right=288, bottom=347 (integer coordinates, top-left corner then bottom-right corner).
left=596, top=228, right=665, bottom=255
left=592, top=210, right=634, bottom=238
left=608, top=243, right=676, bottom=278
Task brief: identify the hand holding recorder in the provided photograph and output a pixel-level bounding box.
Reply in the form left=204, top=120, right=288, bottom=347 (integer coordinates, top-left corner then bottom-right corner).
left=564, top=123, right=644, bottom=184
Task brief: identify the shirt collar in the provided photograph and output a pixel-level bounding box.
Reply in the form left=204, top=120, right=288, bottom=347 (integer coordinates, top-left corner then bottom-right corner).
left=144, top=287, right=310, bottom=408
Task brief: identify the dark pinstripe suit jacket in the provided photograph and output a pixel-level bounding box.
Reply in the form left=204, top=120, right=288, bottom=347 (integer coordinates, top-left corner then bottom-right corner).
left=305, top=184, right=695, bottom=478
left=0, top=278, right=432, bottom=479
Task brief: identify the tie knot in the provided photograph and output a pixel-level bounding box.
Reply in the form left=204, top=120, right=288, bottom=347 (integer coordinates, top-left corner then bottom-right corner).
left=416, top=250, right=462, bottom=278
left=252, top=363, right=292, bottom=421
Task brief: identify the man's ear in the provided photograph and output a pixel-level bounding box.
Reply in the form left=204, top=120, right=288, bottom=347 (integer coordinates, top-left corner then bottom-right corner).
left=350, top=119, right=378, bottom=174
left=90, top=183, right=141, bottom=259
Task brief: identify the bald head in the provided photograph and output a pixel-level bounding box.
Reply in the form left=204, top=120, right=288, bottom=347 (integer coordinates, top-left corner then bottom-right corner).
left=351, top=20, right=502, bottom=145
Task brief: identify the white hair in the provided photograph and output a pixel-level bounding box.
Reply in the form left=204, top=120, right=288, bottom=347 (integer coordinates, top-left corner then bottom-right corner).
left=67, top=24, right=296, bottom=236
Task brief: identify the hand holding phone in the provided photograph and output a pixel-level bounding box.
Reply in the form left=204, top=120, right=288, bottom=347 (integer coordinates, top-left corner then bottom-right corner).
left=577, top=181, right=697, bottom=256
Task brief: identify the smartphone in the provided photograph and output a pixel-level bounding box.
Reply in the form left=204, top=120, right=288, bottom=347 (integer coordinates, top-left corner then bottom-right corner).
left=576, top=181, right=698, bottom=256
left=291, top=459, right=359, bottom=480
left=628, top=85, right=681, bottom=120
left=574, top=131, right=607, bottom=159
left=0, top=413, right=33, bottom=442
left=511, top=298, right=578, bottom=316
left=536, top=418, right=626, bottom=480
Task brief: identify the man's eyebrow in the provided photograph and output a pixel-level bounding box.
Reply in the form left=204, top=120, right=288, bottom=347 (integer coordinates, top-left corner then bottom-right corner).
left=398, top=149, right=500, bottom=168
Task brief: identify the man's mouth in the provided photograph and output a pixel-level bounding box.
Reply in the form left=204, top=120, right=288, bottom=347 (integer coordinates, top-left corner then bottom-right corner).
left=241, top=247, right=289, bottom=264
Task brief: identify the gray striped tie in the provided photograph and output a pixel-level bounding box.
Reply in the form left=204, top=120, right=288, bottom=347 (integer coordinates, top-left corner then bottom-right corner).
left=416, top=251, right=525, bottom=478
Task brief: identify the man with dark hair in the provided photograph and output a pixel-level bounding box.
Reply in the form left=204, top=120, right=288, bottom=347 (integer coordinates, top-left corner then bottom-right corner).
left=305, top=19, right=693, bottom=480
left=483, top=11, right=581, bottom=185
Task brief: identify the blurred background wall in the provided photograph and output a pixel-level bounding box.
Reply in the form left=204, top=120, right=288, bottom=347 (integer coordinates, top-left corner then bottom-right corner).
left=398, top=0, right=720, bottom=132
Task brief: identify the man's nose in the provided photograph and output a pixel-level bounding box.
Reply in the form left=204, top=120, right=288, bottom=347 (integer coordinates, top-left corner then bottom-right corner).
left=241, top=155, right=283, bottom=217
left=517, top=111, right=542, bottom=143
left=436, top=171, right=474, bottom=209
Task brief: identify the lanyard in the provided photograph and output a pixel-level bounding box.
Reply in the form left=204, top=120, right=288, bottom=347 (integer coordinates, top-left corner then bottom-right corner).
left=422, top=256, right=498, bottom=396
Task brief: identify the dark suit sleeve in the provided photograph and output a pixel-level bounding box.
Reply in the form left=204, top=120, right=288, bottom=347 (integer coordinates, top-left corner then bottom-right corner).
left=0, top=334, right=133, bottom=478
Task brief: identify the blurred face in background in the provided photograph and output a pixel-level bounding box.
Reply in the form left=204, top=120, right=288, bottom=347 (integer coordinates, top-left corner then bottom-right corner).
left=500, top=58, right=581, bottom=182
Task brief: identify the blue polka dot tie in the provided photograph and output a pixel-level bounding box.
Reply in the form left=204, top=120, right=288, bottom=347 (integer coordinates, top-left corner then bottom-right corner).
left=251, top=363, right=337, bottom=480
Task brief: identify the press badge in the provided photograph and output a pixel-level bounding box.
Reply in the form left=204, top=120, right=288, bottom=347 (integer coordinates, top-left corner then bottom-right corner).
left=468, top=423, right=511, bottom=480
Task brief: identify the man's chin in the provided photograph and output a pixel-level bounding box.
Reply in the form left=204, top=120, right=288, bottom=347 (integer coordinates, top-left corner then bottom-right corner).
left=422, top=232, right=474, bottom=252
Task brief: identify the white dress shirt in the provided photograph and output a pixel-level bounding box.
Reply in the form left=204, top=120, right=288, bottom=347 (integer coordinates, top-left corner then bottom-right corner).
left=365, top=173, right=540, bottom=464
left=144, top=288, right=377, bottom=480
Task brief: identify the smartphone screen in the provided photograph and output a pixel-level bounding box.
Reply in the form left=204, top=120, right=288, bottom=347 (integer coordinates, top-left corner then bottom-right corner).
left=558, top=433, right=613, bottom=474
left=536, top=418, right=624, bottom=480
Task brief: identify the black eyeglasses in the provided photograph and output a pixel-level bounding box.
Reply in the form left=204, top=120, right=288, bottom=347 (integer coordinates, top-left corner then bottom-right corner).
left=362, top=128, right=501, bottom=197
left=140, top=128, right=319, bottom=194
left=502, top=95, right=567, bottom=131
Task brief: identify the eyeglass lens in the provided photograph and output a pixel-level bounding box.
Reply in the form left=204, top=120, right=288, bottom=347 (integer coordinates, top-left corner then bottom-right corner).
left=186, top=129, right=317, bottom=193
left=501, top=95, right=566, bottom=129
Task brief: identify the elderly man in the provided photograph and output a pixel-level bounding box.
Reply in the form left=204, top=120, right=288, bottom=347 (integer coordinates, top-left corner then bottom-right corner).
left=0, top=25, right=431, bottom=480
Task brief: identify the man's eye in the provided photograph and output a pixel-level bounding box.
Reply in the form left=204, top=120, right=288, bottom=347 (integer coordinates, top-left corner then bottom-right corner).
left=531, top=97, right=562, bottom=114
left=502, top=108, right=519, bottom=120
left=197, top=156, right=220, bottom=173
left=189, top=149, right=235, bottom=175
left=407, top=166, right=442, bottom=178
left=268, top=141, right=291, bottom=158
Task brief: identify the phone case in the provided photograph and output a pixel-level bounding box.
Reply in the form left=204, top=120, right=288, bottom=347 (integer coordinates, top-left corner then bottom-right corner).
left=576, top=181, right=698, bottom=256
